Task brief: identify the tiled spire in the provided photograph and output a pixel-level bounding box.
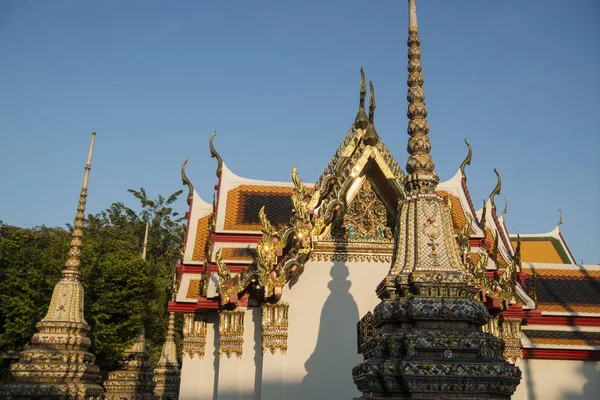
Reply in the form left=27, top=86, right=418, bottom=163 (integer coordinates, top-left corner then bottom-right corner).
left=1, top=132, right=104, bottom=399
left=405, top=0, right=438, bottom=191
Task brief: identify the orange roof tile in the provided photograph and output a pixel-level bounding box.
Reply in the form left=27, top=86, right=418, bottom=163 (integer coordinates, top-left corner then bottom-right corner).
left=523, top=268, right=600, bottom=314
left=186, top=279, right=201, bottom=299
left=221, top=247, right=256, bottom=261
left=436, top=190, right=465, bottom=234
left=192, top=214, right=212, bottom=262
left=224, top=185, right=295, bottom=231
left=511, top=238, right=567, bottom=264
left=524, top=330, right=600, bottom=347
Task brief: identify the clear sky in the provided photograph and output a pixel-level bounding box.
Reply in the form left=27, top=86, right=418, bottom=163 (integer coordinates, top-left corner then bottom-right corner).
left=0, top=1, right=598, bottom=264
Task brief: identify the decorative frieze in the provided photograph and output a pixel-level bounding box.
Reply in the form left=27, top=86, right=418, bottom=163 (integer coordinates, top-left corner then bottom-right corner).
left=218, top=310, right=245, bottom=359
left=182, top=313, right=207, bottom=359
left=262, top=303, right=289, bottom=354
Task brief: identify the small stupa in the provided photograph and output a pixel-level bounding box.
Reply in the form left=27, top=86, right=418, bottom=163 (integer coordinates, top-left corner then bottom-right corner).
left=352, top=1, right=522, bottom=398
left=0, top=132, right=104, bottom=399
left=152, top=308, right=180, bottom=400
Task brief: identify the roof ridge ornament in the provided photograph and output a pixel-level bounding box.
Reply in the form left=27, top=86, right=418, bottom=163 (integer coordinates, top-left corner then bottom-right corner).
left=557, top=209, right=563, bottom=231
left=488, top=168, right=502, bottom=210
left=181, top=158, right=194, bottom=206
left=405, top=0, right=438, bottom=192
left=209, top=130, right=223, bottom=178
left=354, top=67, right=369, bottom=130
left=501, top=196, right=508, bottom=219
left=363, top=80, right=380, bottom=145
left=459, top=138, right=472, bottom=178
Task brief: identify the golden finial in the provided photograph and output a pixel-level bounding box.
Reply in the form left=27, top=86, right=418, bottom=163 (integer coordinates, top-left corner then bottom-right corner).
left=181, top=158, right=194, bottom=206
left=501, top=197, right=508, bottom=218
left=488, top=168, right=501, bottom=210
left=557, top=209, right=563, bottom=231
left=528, top=267, right=537, bottom=303
left=354, top=67, right=369, bottom=130
left=364, top=80, right=380, bottom=145
left=405, top=0, right=437, bottom=191
left=209, top=131, right=223, bottom=178
left=63, top=132, right=96, bottom=279
left=480, top=199, right=487, bottom=232
left=514, top=234, right=522, bottom=267
left=459, top=138, right=472, bottom=178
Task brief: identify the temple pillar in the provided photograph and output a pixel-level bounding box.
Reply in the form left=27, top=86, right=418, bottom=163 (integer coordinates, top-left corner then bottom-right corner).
left=259, top=303, right=289, bottom=400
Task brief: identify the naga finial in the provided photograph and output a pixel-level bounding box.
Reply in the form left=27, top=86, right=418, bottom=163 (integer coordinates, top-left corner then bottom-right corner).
left=459, top=138, right=472, bottom=178
left=501, top=197, right=508, bottom=219
left=557, top=209, right=563, bottom=231
left=181, top=158, right=194, bottom=206
left=480, top=199, right=487, bottom=232
left=514, top=234, right=522, bottom=267
left=363, top=80, right=379, bottom=146
left=488, top=168, right=502, bottom=210
left=354, top=67, right=369, bottom=130
left=209, top=131, right=223, bottom=179
left=528, top=268, right=537, bottom=303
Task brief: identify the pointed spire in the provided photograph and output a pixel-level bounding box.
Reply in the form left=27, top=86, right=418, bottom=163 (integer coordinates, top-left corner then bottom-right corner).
left=354, top=67, right=369, bottom=130
left=142, top=219, right=149, bottom=261
left=62, top=132, right=96, bottom=280
left=1, top=132, right=104, bottom=399
left=405, top=0, right=438, bottom=191
left=363, top=80, right=380, bottom=145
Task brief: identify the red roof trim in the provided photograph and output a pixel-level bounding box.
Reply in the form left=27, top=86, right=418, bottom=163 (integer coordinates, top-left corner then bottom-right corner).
left=214, top=233, right=261, bottom=243
left=523, top=348, right=600, bottom=360
left=524, top=315, right=600, bottom=327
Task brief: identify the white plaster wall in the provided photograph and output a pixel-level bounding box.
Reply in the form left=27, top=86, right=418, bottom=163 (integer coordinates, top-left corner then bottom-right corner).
left=215, top=308, right=260, bottom=400
left=179, top=313, right=217, bottom=400
left=513, top=358, right=600, bottom=400
left=277, top=259, right=390, bottom=400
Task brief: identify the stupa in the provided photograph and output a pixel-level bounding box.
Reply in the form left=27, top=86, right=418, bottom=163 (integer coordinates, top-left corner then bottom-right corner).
left=0, top=133, right=104, bottom=399
left=351, top=1, right=522, bottom=398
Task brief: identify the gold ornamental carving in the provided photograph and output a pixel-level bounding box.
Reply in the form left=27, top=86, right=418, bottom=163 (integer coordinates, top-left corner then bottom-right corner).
left=262, top=303, right=289, bottom=355
left=329, top=179, right=393, bottom=243
left=482, top=316, right=522, bottom=363
left=218, top=309, right=245, bottom=359
left=182, top=313, right=207, bottom=359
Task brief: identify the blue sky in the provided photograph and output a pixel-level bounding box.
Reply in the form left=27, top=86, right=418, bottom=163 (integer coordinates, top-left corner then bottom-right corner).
left=0, top=1, right=598, bottom=263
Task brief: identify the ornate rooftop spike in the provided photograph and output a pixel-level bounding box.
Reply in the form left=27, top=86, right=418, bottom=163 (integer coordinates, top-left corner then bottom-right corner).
left=1, top=132, right=104, bottom=399
left=501, top=196, right=508, bottom=218
left=153, top=277, right=181, bottom=400
left=557, top=209, right=563, bottom=231
left=363, top=80, right=380, bottom=145
left=489, top=168, right=502, bottom=210
left=181, top=158, right=194, bottom=206
left=352, top=2, right=521, bottom=398
left=354, top=67, right=370, bottom=130
left=209, top=131, right=223, bottom=178
left=405, top=0, right=438, bottom=192
left=459, top=138, right=472, bottom=178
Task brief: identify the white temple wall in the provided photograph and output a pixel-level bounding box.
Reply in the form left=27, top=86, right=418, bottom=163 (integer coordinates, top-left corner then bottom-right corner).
left=215, top=308, right=260, bottom=400
left=272, top=259, right=390, bottom=400
left=513, top=358, right=600, bottom=400
left=180, top=313, right=217, bottom=400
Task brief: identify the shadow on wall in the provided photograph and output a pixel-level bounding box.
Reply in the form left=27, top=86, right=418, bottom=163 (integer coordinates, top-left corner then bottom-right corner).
left=561, top=361, right=600, bottom=400
left=298, top=263, right=361, bottom=399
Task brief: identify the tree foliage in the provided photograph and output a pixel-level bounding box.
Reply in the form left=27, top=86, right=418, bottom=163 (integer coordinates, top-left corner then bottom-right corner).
left=0, top=188, right=185, bottom=375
